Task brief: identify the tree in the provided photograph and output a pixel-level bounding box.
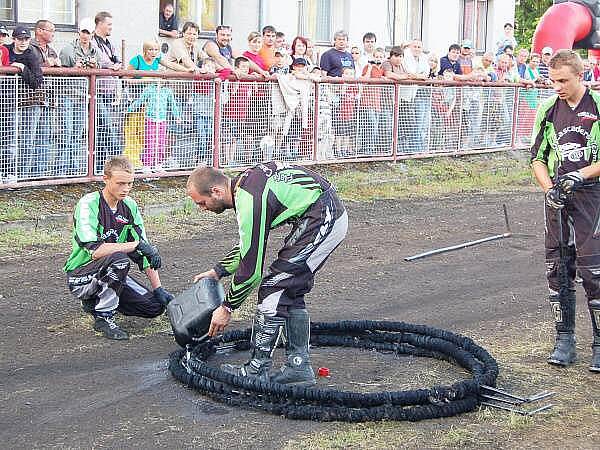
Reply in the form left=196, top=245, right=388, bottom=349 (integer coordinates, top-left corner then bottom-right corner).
left=514, top=0, right=553, bottom=50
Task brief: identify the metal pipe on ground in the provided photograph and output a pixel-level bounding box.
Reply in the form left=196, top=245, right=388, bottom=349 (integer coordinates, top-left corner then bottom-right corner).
left=405, top=205, right=512, bottom=262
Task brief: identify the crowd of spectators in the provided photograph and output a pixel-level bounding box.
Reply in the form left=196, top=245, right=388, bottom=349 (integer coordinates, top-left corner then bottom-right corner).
left=0, top=10, right=575, bottom=182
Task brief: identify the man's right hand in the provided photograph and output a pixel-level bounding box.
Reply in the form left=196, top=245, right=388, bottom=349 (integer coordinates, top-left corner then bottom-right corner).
left=193, top=269, right=220, bottom=283
left=545, top=185, right=568, bottom=210
left=136, top=240, right=162, bottom=269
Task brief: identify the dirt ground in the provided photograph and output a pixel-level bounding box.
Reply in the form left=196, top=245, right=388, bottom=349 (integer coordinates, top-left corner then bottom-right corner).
left=1, top=191, right=599, bottom=449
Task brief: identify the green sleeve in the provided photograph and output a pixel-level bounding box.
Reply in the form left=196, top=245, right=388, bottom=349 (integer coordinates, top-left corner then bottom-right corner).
left=73, top=193, right=101, bottom=249
left=223, top=188, right=269, bottom=309
left=530, top=95, right=556, bottom=166
left=214, top=244, right=241, bottom=277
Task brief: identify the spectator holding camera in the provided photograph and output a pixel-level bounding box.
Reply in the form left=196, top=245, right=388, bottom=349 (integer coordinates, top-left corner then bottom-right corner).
left=91, top=11, right=123, bottom=172
left=60, top=18, right=99, bottom=68
left=57, top=18, right=99, bottom=176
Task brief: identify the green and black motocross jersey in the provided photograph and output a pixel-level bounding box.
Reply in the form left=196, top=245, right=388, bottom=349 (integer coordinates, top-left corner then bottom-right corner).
left=214, top=162, right=331, bottom=309
left=531, top=88, right=600, bottom=180
left=63, top=191, right=149, bottom=272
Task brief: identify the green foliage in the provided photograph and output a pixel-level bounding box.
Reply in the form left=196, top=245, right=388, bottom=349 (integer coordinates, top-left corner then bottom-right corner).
left=515, top=0, right=553, bottom=50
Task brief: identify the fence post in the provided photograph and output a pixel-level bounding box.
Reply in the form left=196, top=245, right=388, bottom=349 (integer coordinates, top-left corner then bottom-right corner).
left=510, top=86, right=520, bottom=149
left=87, top=74, right=96, bottom=179
left=312, top=81, right=320, bottom=162
left=392, top=83, right=400, bottom=161
left=212, top=79, right=221, bottom=169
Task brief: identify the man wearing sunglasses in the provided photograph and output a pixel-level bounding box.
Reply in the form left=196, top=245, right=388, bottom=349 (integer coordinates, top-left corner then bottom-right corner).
left=31, top=20, right=60, bottom=67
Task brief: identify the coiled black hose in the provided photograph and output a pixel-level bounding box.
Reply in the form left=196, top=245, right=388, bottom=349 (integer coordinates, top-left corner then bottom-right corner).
left=168, top=320, right=498, bottom=422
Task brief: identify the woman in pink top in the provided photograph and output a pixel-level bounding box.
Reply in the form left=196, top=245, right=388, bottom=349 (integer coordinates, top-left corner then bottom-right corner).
left=242, top=31, right=269, bottom=162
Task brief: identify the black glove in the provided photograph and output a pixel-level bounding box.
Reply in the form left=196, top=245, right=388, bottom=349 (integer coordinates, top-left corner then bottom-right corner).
left=545, top=185, right=568, bottom=210
left=557, top=170, right=584, bottom=194
left=154, top=286, right=174, bottom=306
left=136, top=240, right=162, bottom=269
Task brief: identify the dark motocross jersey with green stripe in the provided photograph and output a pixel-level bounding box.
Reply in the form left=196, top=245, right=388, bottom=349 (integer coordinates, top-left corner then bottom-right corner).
left=530, top=88, right=600, bottom=180
left=214, top=162, right=331, bottom=309
left=63, top=191, right=150, bottom=272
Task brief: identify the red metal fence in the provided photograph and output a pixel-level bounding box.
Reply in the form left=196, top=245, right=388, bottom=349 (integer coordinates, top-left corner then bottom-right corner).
left=0, top=67, right=554, bottom=188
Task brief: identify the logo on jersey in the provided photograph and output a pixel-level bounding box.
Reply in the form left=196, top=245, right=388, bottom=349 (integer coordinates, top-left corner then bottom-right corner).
left=577, top=111, right=597, bottom=122
left=100, top=228, right=119, bottom=241
left=558, top=142, right=585, bottom=162
left=114, top=214, right=129, bottom=224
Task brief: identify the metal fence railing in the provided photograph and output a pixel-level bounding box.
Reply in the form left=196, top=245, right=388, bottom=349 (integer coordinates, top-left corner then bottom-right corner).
left=0, top=66, right=554, bottom=188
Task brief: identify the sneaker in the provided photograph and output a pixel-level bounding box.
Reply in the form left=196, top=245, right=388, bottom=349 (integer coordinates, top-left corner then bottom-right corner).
left=93, top=316, right=129, bottom=340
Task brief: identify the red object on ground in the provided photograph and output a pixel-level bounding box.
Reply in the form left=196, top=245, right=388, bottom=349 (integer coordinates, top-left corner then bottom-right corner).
left=317, top=367, right=330, bottom=377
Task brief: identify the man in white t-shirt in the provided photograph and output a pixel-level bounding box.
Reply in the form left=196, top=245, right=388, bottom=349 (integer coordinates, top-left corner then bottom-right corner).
left=403, top=39, right=430, bottom=152
left=356, top=32, right=376, bottom=76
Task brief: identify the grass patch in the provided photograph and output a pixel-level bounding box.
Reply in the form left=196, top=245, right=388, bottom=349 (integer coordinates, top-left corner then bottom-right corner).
left=0, top=227, right=65, bottom=256
left=0, top=200, right=36, bottom=221
left=326, top=154, right=534, bottom=202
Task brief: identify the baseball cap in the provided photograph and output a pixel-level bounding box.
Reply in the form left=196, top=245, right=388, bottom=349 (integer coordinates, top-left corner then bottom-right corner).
left=78, top=17, right=95, bottom=33
left=12, top=25, right=31, bottom=39
left=542, top=46, right=553, bottom=55
left=0, top=25, right=8, bottom=36
left=461, top=39, right=473, bottom=49
left=291, top=57, right=308, bottom=66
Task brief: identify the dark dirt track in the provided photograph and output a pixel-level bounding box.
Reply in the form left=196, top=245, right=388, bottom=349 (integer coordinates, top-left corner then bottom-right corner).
left=0, top=192, right=581, bottom=449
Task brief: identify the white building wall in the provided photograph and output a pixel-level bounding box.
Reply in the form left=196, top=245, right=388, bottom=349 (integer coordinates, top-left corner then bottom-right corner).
left=347, top=0, right=393, bottom=49
left=422, top=0, right=461, bottom=57
left=223, top=0, right=260, bottom=50
left=51, top=0, right=515, bottom=64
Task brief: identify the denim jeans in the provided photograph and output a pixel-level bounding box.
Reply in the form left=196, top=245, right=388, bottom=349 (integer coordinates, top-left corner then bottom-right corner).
left=356, top=108, right=379, bottom=155
left=413, top=90, right=432, bottom=152
left=58, top=96, right=87, bottom=175
left=192, top=93, right=213, bottom=165
left=18, top=105, right=51, bottom=178
left=95, top=94, right=122, bottom=174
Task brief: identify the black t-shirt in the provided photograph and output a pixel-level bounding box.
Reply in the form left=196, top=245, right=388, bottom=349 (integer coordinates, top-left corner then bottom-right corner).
left=159, top=13, right=178, bottom=33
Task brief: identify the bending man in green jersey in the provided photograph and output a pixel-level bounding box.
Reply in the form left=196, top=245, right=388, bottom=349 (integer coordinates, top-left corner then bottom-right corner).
left=64, top=156, right=174, bottom=340
left=530, top=50, right=600, bottom=371
left=188, top=162, right=348, bottom=386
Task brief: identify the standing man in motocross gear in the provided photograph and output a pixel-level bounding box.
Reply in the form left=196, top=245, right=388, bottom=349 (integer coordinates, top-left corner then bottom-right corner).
left=188, top=162, right=348, bottom=385
left=64, top=156, right=174, bottom=340
left=531, top=49, right=600, bottom=371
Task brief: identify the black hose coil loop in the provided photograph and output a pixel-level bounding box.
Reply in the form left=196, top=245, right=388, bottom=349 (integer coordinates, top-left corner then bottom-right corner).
left=168, top=320, right=498, bottom=422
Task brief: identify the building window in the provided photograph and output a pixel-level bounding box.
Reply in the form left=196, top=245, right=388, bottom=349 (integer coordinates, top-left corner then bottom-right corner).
left=461, top=0, right=488, bottom=52
left=305, top=0, right=331, bottom=43
left=394, top=0, right=423, bottom=43
left=0, top=0, right=12, bottom=21
left=18, top=0, right=76, bottom=25
left=173, top=0, right=222, bottom=34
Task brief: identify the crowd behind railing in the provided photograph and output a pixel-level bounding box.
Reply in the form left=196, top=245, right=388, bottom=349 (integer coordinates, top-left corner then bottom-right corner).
left=0, top=10, right=565, bottom=187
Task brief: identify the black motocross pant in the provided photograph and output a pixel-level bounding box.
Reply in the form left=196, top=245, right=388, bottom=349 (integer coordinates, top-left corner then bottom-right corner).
left=545, top=184, right=600, bottom=301
left=66, top=252, right=165, bottom=318
left=257, top=188, right=348, bottom=318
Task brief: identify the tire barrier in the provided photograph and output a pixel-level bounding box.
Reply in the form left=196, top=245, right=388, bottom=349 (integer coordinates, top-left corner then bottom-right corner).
left=168, top=320, right=499, bottom=422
